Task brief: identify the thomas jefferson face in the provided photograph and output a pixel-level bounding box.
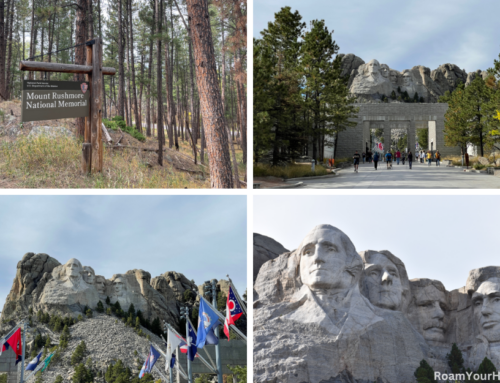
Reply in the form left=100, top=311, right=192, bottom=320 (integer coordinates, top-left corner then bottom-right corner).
left=472, top=278, right=500, bottom=343
left=65, top=259, right=83, bottom=279
left=82, top=266, right=95, bottom=285
left=389, top=71, right=398, bottom=84
left=380, top=64, right=390, bottom=78
left=363, top=253, right=403, bottom=310
left=412, top=285, right=447, bottom=342
left=367, top=60, right=380, bottom=76
left=114, top=277, right=126, bottom=296
left=95, top=276, right=106, bottom=294
left=299, top=227, right=358, bottom=291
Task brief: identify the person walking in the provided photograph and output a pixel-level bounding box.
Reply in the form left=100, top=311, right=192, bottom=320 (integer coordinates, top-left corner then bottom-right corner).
left=385, top=151, right=392, bottom=169
left=420, top=150, right=425, bottom=164
left=402, top=152, right=406, bottom=165
left=427, top=151, right=432, bottom=166
left=362, top=152, right=366, bottom=164
left=408, top=151, right=413, bottom=169
left=353, top=151, right=361, bottom=172
left=373, top=152, right=379, bottom=170
left=396, top=150, right=401, bottom=165
left=435, top=150, right=441, bottom=166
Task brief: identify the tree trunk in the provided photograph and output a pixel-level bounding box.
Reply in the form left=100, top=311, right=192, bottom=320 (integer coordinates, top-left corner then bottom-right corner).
left=186, top=0, right=233, bottom=188
left=156, top=0, right=163, bottom=165
left=0, top=0, right=5, bottom=99
left=75, top=0, right=87, bottom=138
left=129, top=0, right=141, bottom=132
left=146, top=0, right=154, bottom=137
left=117, top=0, right=125, bottom=119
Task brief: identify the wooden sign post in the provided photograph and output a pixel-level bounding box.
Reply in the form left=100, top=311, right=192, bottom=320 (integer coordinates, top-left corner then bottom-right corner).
left=20, top=37, right=116, bottom=174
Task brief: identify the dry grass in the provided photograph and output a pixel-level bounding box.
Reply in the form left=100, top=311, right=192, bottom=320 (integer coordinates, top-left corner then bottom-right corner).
left=254, top=163, right=329, bottom=179
left=443, top=153, right=500, bottom=167
left=0, top=135, right=210, bottom=188
left=0, top=100, right=246, bottom=188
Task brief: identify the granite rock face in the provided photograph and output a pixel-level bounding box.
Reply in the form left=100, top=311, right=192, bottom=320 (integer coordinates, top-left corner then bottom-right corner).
left=253, top=233, right=289, bottom=283
left=0, top=254, right=214, bottom=331
left=254, top=225, right=500, bottom=383
left=340, top=54, right=489, bottom=103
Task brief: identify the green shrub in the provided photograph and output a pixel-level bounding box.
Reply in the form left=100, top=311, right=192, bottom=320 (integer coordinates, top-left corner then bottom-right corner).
left=71, top=341, right=87, bottom=366
left=103, top=116, right=146, bottom=142
left=473, top=163, right=486, bottom=170
left=254, top=163, right=329, bottom=179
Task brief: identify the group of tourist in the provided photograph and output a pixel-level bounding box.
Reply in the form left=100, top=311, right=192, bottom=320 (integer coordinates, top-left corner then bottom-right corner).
left=354, top=149, right=442, bottom=171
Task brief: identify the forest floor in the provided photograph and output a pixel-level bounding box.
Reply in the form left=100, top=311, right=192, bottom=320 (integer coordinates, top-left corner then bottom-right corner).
left=0, top=100, right=246, bottom=188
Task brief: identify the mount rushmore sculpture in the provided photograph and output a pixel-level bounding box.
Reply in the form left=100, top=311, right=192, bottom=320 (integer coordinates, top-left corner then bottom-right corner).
left=339, top=53, right=489, bottom=103
left=0, top=253, right=203, bottom=330
left=253, top=225, right=500, bottom=383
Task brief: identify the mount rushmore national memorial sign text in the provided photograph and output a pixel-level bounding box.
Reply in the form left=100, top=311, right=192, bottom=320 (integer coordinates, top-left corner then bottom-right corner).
left=329, top=54, right=489, bottom=159
left=253, top=225, right=500, bottom=383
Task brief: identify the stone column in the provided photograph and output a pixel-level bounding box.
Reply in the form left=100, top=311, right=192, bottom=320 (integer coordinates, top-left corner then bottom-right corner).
left=408, top=119, right=416, bottom=154
left=383, top=121, right=391, bottom=153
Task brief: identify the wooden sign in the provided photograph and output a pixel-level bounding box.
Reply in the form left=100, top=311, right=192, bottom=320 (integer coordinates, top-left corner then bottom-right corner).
left=21, top=80, right=90, bottom=122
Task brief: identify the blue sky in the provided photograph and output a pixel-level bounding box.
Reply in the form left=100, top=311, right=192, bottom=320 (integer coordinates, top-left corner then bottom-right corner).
left=253, top=0, right=500, bottom=73
left=0, top=196, right=247, bottom=308
left=255, top=195, right=499, bottom=292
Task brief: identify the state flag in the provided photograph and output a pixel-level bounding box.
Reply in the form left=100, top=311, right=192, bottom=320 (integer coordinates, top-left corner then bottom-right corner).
left=1, top=328, right=22, bottom=363
left=187, top=321, right=197, bottom=362
left=223, top=286, right=243, bottom=339
left=26, top=351, right=43, bottom=371
left=196, top=298, right=220, bottom=349
left=166, top=329, right=183, bottom=372
left=139, top=345, right=160, bottom=378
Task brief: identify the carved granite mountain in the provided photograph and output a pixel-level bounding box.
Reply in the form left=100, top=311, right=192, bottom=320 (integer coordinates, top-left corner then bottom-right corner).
left=340, top=54, right=490, bottom=103
left=253, top=233, right=289, bottom=283
left=254, top=226, right=500, bottom=383
left=0, top=253, right=221, bottom=331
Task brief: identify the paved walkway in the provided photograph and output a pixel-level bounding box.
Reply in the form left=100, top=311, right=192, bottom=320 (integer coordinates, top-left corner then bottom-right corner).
left=298, top=161, right=500, bottom=189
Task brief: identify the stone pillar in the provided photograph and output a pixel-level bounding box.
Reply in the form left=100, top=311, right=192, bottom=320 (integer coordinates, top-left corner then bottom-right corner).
left=362, top=121, right=370, bottom=153
left=0, top=348, right=18, bottom=383
left=408, top=119, right=416, bottom=154
left=383, top=121, right=391, bottom=153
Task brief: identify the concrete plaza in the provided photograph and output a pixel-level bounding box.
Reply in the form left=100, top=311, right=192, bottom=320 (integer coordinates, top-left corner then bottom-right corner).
left=298, top=161, right=500, bottom=189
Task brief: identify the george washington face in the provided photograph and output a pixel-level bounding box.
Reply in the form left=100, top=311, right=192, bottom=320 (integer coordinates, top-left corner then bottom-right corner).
left=299, top=226, right=359, bottom=292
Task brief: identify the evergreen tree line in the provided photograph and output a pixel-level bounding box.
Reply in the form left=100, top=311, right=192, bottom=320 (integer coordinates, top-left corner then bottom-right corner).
left=415, top=343, right=499, bottom=383
left=380, top=87, right=425, bottom=103
left=440, top=54, right=500, bottom=157
left=253, top=6, right=358, bottom=165
left=0, top=0, right=247, bottom=187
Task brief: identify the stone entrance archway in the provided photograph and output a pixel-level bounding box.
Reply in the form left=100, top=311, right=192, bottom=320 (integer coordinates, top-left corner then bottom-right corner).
left=334, top=103, right=459, bottom=158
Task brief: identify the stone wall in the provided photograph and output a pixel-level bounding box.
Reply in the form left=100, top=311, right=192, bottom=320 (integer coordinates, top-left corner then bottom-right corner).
left=0, top=348, right=18, bottom=383
left=335, top=103, right=460, bottom=159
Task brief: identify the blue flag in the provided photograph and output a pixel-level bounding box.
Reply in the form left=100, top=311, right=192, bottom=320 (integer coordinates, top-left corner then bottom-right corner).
left=25, top=351, right=43, bottom=371
left=187, top=321, right=198, bottom=362
left=139, top=345, right=161, bottom=378
left=205, top=326, right=219, bottom=345
left=170, top=353, right=176, bottom=368
left=196, top=299, right=220, bottom=349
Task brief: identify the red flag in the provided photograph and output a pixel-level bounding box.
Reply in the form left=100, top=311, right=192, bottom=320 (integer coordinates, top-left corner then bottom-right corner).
left=2, top=328, right=22, bottom=362
left=223, top=294, right=235, bottom=339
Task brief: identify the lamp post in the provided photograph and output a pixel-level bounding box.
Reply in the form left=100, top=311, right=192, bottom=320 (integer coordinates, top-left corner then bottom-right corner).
left=210, top=280, right=223, bottom=383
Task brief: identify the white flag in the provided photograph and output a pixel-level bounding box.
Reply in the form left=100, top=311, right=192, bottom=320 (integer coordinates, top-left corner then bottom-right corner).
left=165, top=329, right=183, bottom=372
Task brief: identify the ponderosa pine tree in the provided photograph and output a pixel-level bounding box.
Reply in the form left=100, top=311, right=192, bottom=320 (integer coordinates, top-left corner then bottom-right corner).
left=446, top=343, right=464, bottom=374
left=256, top=6, right=305, bottom=165
left=301, top=20, right=357, bottom=162
left=186, top=0, right=234, bottom=188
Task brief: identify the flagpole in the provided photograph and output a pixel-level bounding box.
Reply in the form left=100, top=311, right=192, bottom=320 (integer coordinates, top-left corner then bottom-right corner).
left=161, top=325, right=217, bottom=374
left=180, top=307, right=192, bottom=383
left=193, top=293, right=247, bottom=341
left=211, top=280, right=223, bottom=383
left=20, top=321, right=26, bottom=383
left=176, top=345, right=180, bottom=383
